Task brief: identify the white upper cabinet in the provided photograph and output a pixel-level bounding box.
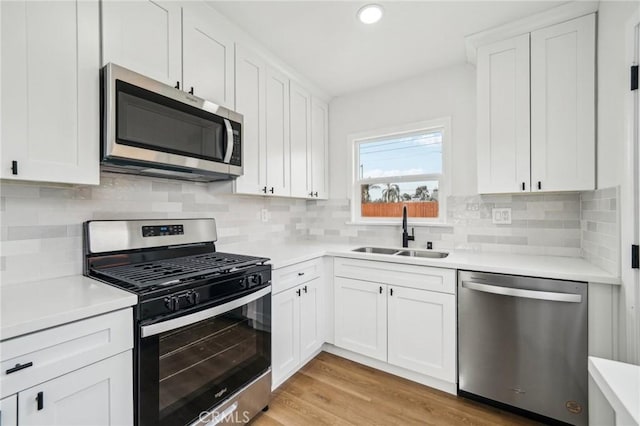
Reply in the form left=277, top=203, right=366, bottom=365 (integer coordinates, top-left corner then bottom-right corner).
left=1, top=0, right=100, bottom=185
left=310, top=98, right=329, bottom=199
left=234, top=45, right=268, bottom=195
left=265, top=66, right=291, bottom=196
left=101, top=0, right=182, bottom=87
left=182, top=4, right=235, bottom=109
left=476, top=34, right=530, bottom=194
left=475, top=13, right=596, bottom=194
left=289, top=81, right=312, bottom=198
left=530, top=14, right=596, bottom=192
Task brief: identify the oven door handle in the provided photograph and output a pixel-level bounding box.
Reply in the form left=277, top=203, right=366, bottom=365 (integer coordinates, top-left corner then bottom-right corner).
left=141, top=285, right=271, bottom=337
left=223, top=118, right=234, bottom=164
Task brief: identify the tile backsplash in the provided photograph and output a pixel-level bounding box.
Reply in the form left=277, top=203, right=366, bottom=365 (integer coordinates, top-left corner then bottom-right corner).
left=0, top=174, right=307, bottom=285
left=580, top=187, right=620, bottom=275
left=307, top=193, right=584, bottom=257
left=0, top=174, right=621, bottom=286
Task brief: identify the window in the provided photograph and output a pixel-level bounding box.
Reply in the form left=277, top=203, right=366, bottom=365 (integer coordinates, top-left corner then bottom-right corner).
left=351, top=118, right=450, bottom=224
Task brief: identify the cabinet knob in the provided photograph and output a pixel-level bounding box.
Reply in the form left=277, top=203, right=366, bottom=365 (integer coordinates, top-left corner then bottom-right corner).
left=189, top=87, right=194, bottom=95
left=314, top=192, right=318, bottom=197
left=6, top=361, right=33, bottom=374
left=298, top=272, right=305, bottom=276
left=296, top=288, right=301, bottom=297
left=521, top=182, right=525, bottom=191
left=11, top=160, right=18, bottom=175
left=175, top=81, right=180, bottom=90
left=309, top=192, right=314, bottom=197
left=390, top=288, right=394, bottom=296
left=269, top=187, right=274, bottom=194
left=537, top=181, right=542, bottom=190
left=262, top=186, right=267, bottom=194
left=303, top=285, right=308, bottom=293
left=379, top=286, right=383, bottom=294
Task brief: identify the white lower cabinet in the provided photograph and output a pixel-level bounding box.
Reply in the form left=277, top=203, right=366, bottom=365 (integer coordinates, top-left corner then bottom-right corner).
left=0, top=308, right=134, bottom=425
left=334, top=277, right=387, bottom=361
left=18, top=351, right=132, bottom=426
left=334, top=258, right=456, bottom=384
left=387, top=286, right=455, bottom=382
left=0, top=394, right=18, bottom=426
left=272, top=260, right=324, bottom=388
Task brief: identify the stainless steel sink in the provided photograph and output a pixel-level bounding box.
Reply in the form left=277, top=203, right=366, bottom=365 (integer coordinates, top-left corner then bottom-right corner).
left=395, top=250, right=449, bottom=258
left=352, top=247, right=401, bottom=255
left=351, top=247, right=449, bottom=258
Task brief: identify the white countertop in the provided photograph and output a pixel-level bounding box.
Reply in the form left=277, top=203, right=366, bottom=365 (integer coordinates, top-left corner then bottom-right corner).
left=1, top=276, right=137, bottom=341
left=589, top=357, right=640, bottom=425
left=218, top=240, right=620, bottom=284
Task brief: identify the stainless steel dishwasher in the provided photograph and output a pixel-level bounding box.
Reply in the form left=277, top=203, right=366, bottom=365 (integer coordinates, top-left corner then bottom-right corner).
left=458, top=270, right=588, bottom=426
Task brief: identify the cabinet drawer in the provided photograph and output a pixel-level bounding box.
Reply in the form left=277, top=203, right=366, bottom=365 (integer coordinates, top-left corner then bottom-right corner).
left=0, top=308, right=132, bottom=398
left=334, top=257, right=455, bottom=294
left=272, top=258, right=323, bottom=294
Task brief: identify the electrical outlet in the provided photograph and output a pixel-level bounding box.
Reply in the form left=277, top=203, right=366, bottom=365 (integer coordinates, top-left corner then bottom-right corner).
left=492, top=208, right=512, bottom=225
left=260, top=208, right=269, bottom=223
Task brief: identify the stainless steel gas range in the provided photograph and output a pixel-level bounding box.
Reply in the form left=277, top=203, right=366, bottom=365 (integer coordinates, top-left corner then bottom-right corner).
left=83, top=218, right=271, bottom=426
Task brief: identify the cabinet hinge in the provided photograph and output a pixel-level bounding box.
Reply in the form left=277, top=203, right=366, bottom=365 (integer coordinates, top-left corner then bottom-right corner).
left=632, top=65, right=639, bottom=91
left=632, top=245, right=639, bottom=269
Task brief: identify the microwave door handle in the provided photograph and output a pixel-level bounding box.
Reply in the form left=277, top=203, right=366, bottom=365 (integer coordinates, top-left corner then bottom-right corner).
left=223, top=118, right=234, bottom=164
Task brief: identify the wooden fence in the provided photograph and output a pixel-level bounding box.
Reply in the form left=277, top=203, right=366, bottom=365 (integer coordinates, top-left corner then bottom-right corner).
left=361, top=202, right=439, bottom=218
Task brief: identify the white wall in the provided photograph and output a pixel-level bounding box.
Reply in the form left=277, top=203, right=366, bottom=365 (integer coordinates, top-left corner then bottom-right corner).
left=328, top=63, right=476, bottom=199
left=597, top=0, right=639, bottom=189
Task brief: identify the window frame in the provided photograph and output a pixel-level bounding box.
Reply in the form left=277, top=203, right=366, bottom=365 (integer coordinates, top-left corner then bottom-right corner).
left=349, top=117, right=451, bottom=226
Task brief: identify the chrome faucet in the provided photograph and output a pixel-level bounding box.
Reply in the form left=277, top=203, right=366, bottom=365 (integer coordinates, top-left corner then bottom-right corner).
left=402, top=205, right=414, bottom=248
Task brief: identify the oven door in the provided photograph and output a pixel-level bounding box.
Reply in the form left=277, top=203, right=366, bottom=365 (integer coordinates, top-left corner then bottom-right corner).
left=138, top=286, right=271, bottom=426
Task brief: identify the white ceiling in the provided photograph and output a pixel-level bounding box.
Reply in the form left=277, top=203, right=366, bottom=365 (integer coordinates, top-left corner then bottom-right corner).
left=210, top=1, right=566, bottom=98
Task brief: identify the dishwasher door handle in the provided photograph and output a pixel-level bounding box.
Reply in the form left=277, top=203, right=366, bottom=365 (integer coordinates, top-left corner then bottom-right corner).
left=461, top=281, right=582, bottom=303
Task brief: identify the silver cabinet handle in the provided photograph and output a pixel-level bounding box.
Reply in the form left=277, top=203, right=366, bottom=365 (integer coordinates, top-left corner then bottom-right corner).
left=461, top=281, right=582, bottom=303
left=223, top=118, right=234, bottom=164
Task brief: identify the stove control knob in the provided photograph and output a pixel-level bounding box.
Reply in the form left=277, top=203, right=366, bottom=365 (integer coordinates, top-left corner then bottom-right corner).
left=164, top=296, right=179, bottom=312
left=246, top=274, right=262, bottom=288
left=189, top=291, right=200, bottom=305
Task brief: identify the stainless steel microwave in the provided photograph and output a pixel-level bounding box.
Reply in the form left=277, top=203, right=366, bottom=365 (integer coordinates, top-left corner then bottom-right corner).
left=101, top=63, right=243, bottom=181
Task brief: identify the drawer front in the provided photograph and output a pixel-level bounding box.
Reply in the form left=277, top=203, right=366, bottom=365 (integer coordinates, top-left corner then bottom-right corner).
left=0, top=308, right=133, bottom=398
left=272, top=258, right=323, bottom=294
left=334, top=257, right=455, bottom=294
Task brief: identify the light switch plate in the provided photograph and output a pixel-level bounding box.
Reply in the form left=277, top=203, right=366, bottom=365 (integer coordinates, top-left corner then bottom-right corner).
left=492, top=208, right=512, bottom=225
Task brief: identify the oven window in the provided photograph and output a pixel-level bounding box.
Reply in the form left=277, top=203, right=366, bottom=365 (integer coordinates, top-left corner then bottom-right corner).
left=139, top=293, right=271, bottom=426
left=116, top=80, right=227, bottom=162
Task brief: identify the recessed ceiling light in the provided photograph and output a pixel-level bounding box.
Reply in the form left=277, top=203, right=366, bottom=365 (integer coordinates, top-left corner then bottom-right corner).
left=357, top=4, right=383, bottom=24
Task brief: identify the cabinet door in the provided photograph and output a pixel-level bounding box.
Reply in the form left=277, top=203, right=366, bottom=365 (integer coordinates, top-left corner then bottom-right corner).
left=1, top=0, right=100, bottom=185
left=234, top=44, right=267, bottom=195
left=289, top=81, right=312, bottom=198
left=272, top=287, right=300, bottom=388
left=530, top=14, right=595, bottom=192
left=182, top=4, right=234, bottom=109
left=476, top=33, right=530, bottom=194
left=387, top=287, right=456, bottom=382
left=0, top=395, right=18, bottom=426
left=18, top=351, right=133, bottom=426
left=300, top=278, right=323, bottom=360
left=265, top=66, right=291, bottom=196
left=334, top=277, right=387, bottom=361
left=101, top=0, right=181, bottom=87
left=310, top=97, right=329, bottom=199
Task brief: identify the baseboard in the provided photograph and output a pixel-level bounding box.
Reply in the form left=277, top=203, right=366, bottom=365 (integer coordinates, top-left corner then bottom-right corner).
left=322, top=344, right=457, bottom=395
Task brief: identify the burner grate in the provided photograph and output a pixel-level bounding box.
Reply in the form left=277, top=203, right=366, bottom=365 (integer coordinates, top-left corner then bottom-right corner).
left=92, top=252, right=267, bottom=289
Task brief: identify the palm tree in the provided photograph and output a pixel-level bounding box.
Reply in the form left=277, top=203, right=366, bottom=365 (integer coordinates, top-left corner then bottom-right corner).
left=414, top=185, right=430, bottom=201
left=381, top=183, right=401, bottom=203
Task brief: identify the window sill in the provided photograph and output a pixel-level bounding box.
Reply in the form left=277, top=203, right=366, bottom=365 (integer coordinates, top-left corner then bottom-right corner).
left=345, top=220, right=452, bottom=227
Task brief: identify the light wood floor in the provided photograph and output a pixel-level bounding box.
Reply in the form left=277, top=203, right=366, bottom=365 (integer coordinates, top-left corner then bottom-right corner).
left=250, top=352, right=540, bottom=426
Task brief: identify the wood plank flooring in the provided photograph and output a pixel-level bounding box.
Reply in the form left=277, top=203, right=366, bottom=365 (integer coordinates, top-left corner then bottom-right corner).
left=250, top=352, right=540, bottom=426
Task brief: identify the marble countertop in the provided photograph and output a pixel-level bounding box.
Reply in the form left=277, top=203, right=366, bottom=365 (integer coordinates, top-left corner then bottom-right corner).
left=0, top=276, right=137, bottom=341
left=218, top=240, right=620, bottom=284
